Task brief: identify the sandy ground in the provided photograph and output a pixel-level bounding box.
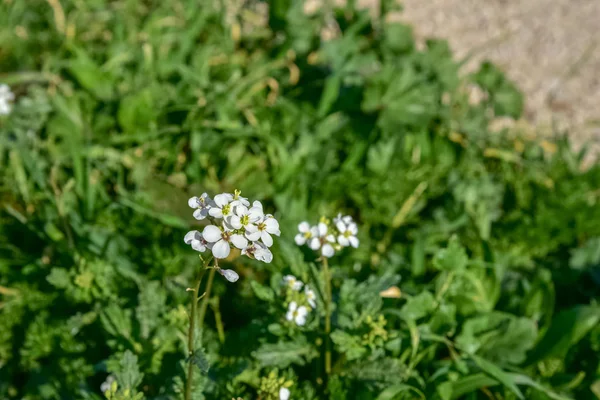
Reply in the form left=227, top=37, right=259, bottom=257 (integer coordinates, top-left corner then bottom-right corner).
left=394, top=0, right=600, bottom=150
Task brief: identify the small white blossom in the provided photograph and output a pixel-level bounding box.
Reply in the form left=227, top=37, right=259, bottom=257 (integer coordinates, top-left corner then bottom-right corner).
left=279, top=387, right=291, bottom=400
left=242, top=241, right=274, bottom=263
left=100, top=375, right=115, bottom=393
left=294, top=221, right=312, bottom=245
left=308, top=223, right=335, bottom=257
left=208, top=193, right=234, bottom=218
left=0, top=84, right=14, bottom=116
left=219, top=268, right=240, bottom=283
left=202, top=225, right=248, bottom=259
left=184, top=230, right=212, bottom=252
left=335, top=218, right=359, bottom=248
left=286, top=301, right=308, bottom=326
left=305, top=286, right=316, bottom=308
left=246, top=215, right=280, bottom=247
left=283, top=275, right=303, bottom=291
left=188, top=193, right=214, bottom=220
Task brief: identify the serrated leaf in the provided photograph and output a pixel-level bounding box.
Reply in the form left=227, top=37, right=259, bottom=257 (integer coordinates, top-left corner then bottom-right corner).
left=253, top=337, right=317, bottom=368
left=189, top=349, right=210, bottom=374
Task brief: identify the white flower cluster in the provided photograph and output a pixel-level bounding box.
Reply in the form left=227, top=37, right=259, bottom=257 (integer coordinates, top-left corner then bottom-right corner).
left=0, top=84, right=15, bottom=115
left=283, top=275, right=316, bottom=326
left=294, top=214, right=359, bottom=258
left=184, top=190, right=280, bottom=278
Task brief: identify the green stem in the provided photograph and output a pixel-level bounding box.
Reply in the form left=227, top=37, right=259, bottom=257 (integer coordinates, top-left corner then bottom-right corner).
left=322, top=257, right=332, bottom=376
left=184, top=265, right=207, bottom=400
left=198, top=267, right=216, bottom=331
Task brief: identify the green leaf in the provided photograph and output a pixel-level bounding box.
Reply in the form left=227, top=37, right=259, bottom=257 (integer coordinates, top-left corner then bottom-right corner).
left=456, top=311, right=537, bottom=365
left=470, top=354, right=524, bottom=399
left=449, top=372, right=572, bottom=400
left=400, top=291, right=436, bottom=321
left=68, top=51, right=113, bottom=100
left=433, top=236, right=468, bottom=271
left=331, top=330, right=367, bottom=360
left=250, top=280, right=275, bottom=302
left=136, top=281, right=166, bottom=339
left=318, top=74, right=341, bottom=117
left=526, top=306, right=600, bottom=365
left=376, top=384, right=425, bottom=400
left=189, top=349, right=210, bottom=374
left=253, top=337, right=317, bottom=368
left=118, top=89, right=156, bottom=134
left=113, top=350, right=144, bottom=391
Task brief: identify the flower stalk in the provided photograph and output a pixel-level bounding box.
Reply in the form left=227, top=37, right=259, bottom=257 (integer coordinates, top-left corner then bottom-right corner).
left=322, top=256, right=332, bottom=376
left=185, top=260, right=209, bottom=400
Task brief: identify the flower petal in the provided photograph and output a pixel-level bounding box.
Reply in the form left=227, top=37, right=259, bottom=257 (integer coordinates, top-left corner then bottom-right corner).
left=337, top=235, right=350, bottom=247
left=209, top=207, right=223, bottom=218
left=321, top=243, right=335, bottom=258
left=349, top=223, right=358, bottom=235
left=318, top=222, right=327, bottom=237
left=279, top=387, right=291, bottom=400
left=255, top=247, right=273, bottom=263
left=288, top=301, right=298, bottom=312
left=202, top=225, right=222, bottom=242
left=211, top=239, right=230, bottom=259
left=234, top=204, right=248, bottom=217
left=336, top=221, right=346, bottom=233
left=309, top=238, right=321, bottom=250
left=245, top=230, right=262, bottom=242
left=184, top=230, right=200, bottom=244
left=230, top=234, right=248, bottom=249
left=227, top=215, right=243, bottom=229
left=294, top=234, right=307, bottom=245
left=349, top=236, right=359, bottom=248
left=214, top=193, right=232, bottom=207
left=191, top=240, right=206, bottom=252
left=261, top=231, right=273, bottom=247
left=298, top=221, right=310, bottom=233
left=193, top=208, right=207, bottom=220
left=188, top=197, right=199, bottom=208
left=265, top=218, right=280, bottom=235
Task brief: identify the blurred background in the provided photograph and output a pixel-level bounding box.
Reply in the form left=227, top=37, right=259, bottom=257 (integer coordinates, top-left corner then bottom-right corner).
left=1, top=1, right=599, bottom=399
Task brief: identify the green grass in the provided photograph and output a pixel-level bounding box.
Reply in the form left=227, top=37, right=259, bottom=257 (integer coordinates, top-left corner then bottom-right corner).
left=1, top=1, right=600, bottom=399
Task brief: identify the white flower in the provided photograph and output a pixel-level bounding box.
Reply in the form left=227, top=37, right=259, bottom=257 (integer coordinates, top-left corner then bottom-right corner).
left=308, top=222, right=335, bottom=257
left=226, top=203, right=262, bottom=231
left=286, top=301, right=308, bottom=326
left=283, top=275, right=303, bottom=291
left=336, top=218, right=359, bottom=248
left=305, top=286, right=316, bottom=308
left=202, top=224, right=248, bottom=259
left=188, top=193, right=214, bottom=220
left=0, top=84, right=14, bottom=116
left=241, top=241, right=273, bottom=263
left=279, top=387, right=291, bottom=400
left=184, top=230, right=212, bottom=252
left=246, top=215, right=280, bottom=247
left=231, top=189, right=250, bottom=207
left=208, top=193, right=234, bottom=218
left=294, top=221, right=313, bottom=245
left=218, top=268, right=239, bottom=283
left=100, top=375, right=115, bottom=393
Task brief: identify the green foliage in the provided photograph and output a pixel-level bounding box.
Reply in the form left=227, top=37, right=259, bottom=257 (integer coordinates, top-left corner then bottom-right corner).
left=1, top=1, right=600, bottom=399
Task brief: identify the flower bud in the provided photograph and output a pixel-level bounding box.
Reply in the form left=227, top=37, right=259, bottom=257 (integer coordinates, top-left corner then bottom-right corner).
left=219, top=269, right=239, bottom=283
